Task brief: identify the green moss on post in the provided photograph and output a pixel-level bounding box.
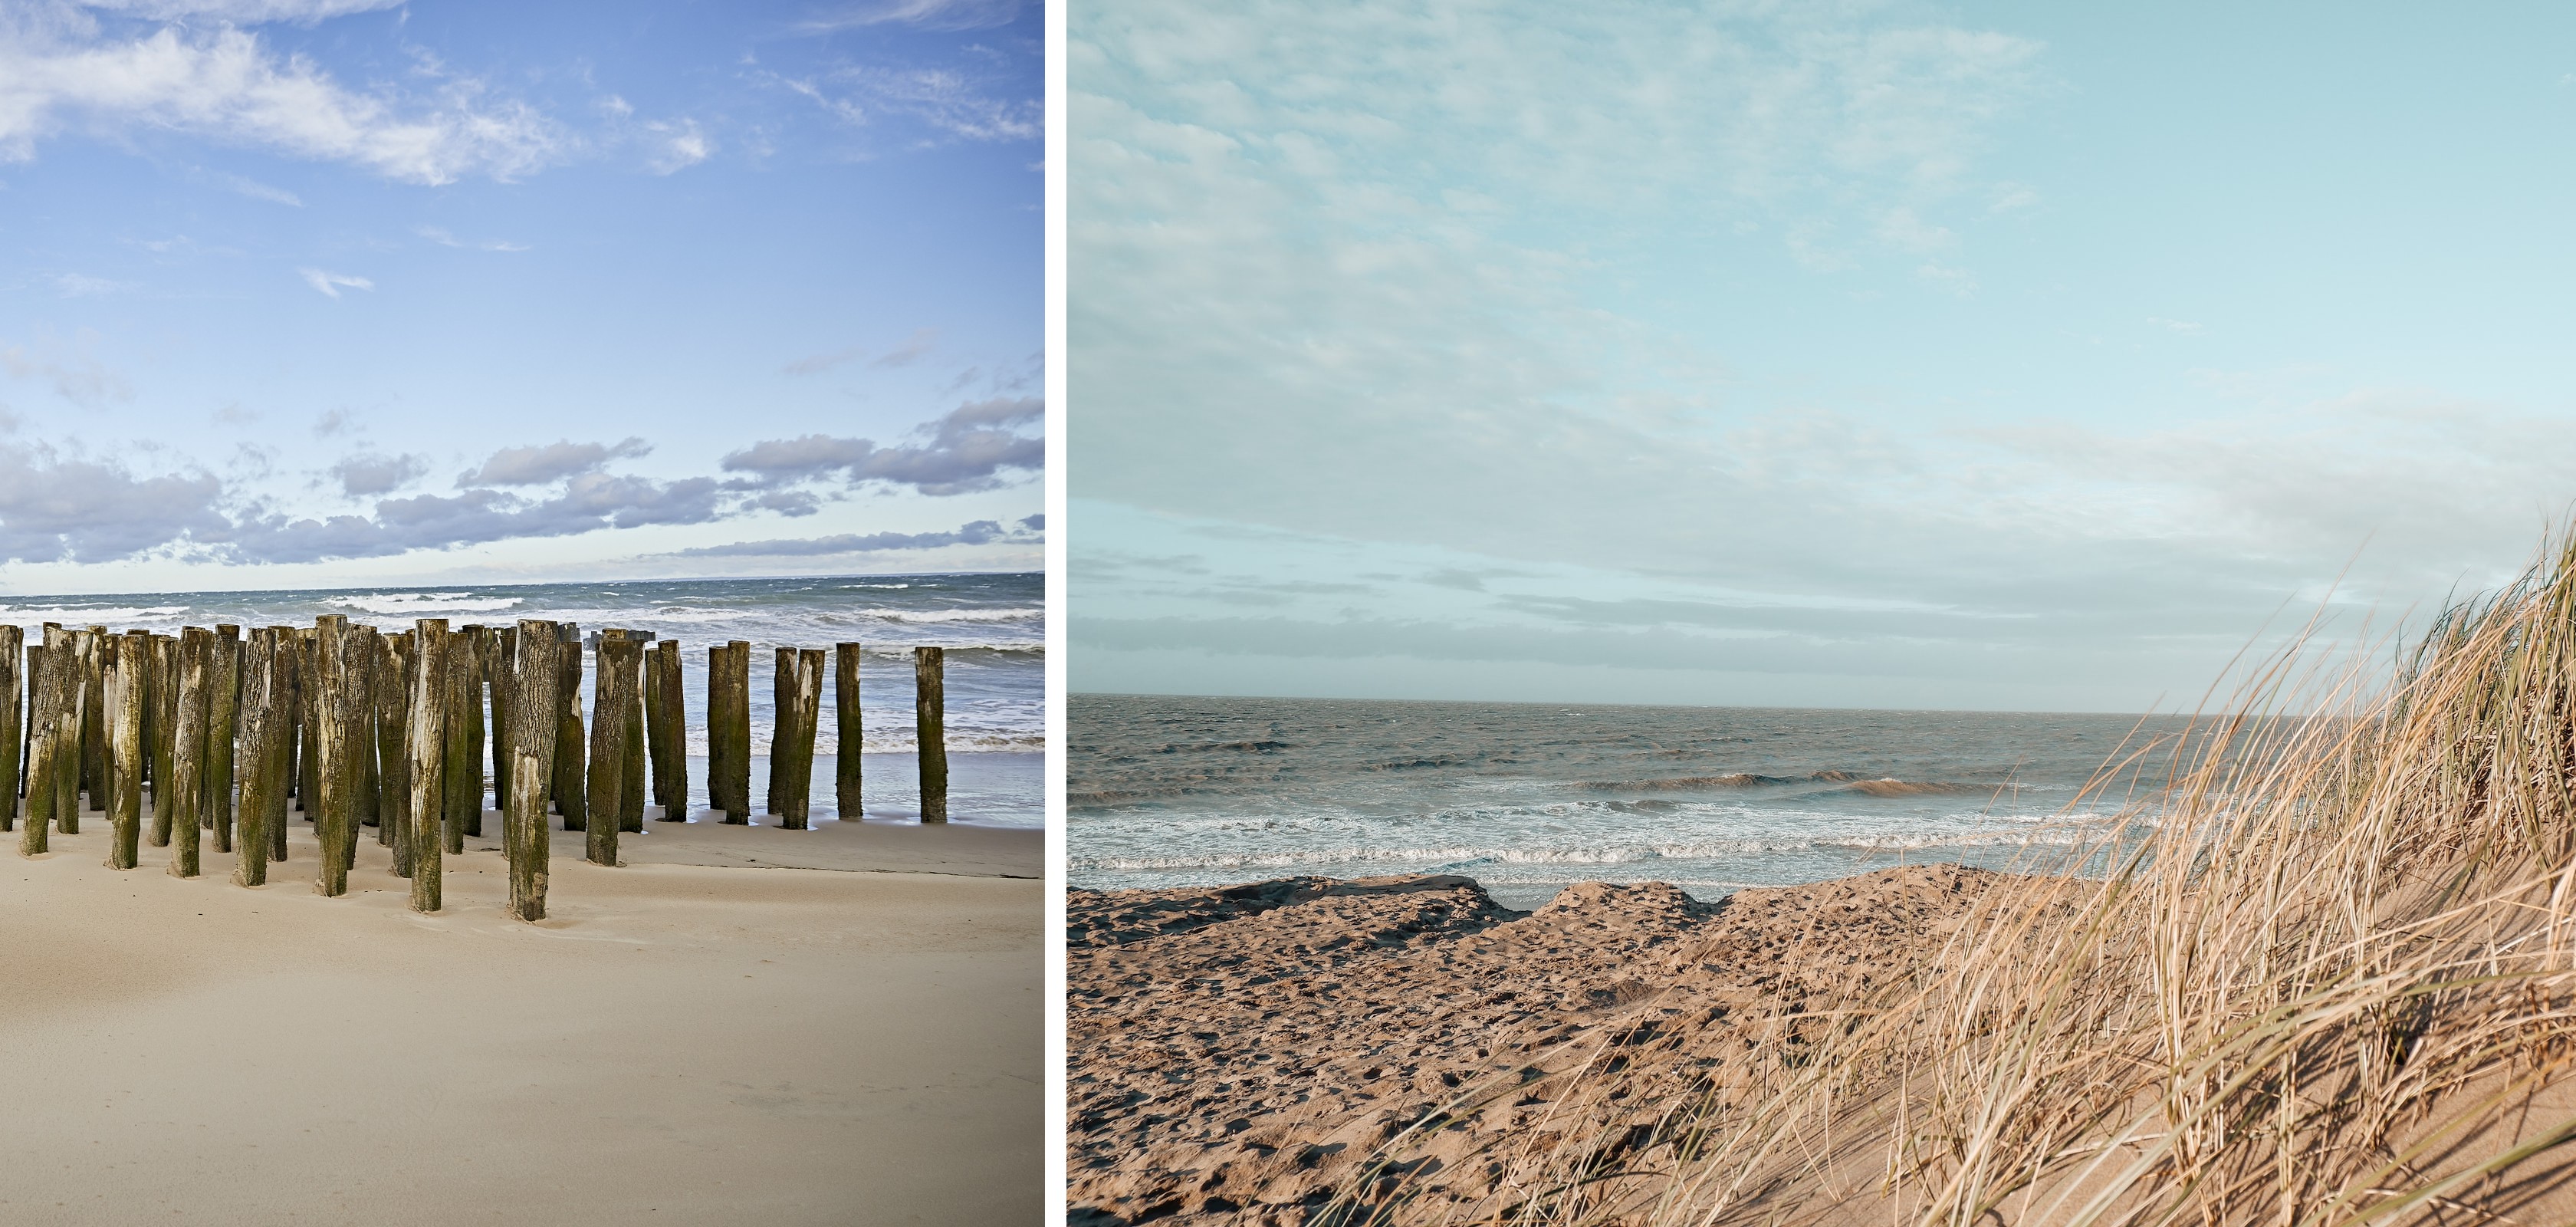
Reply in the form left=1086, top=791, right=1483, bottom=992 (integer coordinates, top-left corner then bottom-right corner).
left=552, top=624, right=586, bottom=832
left=169, top=627, right=209, bottom=879
left=148, top=634, right=176, bottom=847
left=0, top=625, right=21, bottom=836
left=312, top=615, right=353, bottom=896
left=505, top=618, right=561, bottom=922
left=106, top=638, right=143, bottom=870
left=382, top=632, right=415, bottom=878
left=232, top=630, right=279, bottom=888
left=208, top=624, right=239, bottom=854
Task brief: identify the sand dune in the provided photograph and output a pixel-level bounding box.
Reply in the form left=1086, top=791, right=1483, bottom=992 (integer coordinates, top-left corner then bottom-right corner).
left=0, top=810, right=1039, bottom=1225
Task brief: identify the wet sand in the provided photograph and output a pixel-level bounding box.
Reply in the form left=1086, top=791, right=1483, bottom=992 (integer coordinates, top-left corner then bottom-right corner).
left=0, top=810, right=1040, bottom=1225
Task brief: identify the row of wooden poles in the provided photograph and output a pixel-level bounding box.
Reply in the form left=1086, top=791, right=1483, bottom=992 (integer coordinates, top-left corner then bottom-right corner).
left=0, top=618, right=954, bottom=921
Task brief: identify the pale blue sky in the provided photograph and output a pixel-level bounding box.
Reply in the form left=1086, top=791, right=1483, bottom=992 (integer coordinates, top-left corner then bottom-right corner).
left=0, top=0, right=1041, bottom=592
left=1070, top=2, right=2576, bottom=712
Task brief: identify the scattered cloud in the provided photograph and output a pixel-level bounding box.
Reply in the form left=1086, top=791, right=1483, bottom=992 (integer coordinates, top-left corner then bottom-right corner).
left=2149, top=317, right=2204, bottom=334
left=830, top=64, right=1039, bottom=142
left=206, top=169, right=301, bottom=206
left=780, top=327, right=940, bottom=376
left=458, top=437, right=651, bottom=487
left=643, top=119, right=711, bottom=173
left=413, top=225, right=528, bottom=252
left=311, top=407, right=353, bottom=436
left=77, top=0, right=405, bottom=21
left=0, top=334, right=133, bottom=408
left=721, top=396, right=1042, bottom=496
left=0, top=25, right=563, bottom=186
left=794, top=0, right=1021, bottom=35
left=49, top=272, right=121, bottom=297
left=327, top=451, right=427, bottom=497
left=299, top=268, right=372, bottom=298
left=671, top=515, right=1038, bottom=558
left=214, top=403, right=255, bottom=425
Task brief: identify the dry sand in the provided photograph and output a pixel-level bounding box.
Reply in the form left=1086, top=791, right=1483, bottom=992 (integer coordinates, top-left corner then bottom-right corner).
left=0, top=808, right=1040, bottom=1226
left=1066, top=866, right=1993, bottom=1226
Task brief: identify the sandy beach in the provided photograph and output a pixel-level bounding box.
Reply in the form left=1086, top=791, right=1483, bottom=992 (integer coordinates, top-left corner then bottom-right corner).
left=1, top=807, right=1040, bottom=1225
left=1066, top=866, right=1988, bottom=1225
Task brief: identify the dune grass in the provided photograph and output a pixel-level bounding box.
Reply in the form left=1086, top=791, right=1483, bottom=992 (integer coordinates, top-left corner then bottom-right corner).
left=1338, top=538, right=2576, bottom=1225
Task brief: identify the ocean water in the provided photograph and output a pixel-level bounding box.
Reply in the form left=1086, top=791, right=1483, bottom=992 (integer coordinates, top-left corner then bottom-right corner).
left=1069, top=694, right=2197, bottom=906
left=0, top=574, right=1043, bottom=827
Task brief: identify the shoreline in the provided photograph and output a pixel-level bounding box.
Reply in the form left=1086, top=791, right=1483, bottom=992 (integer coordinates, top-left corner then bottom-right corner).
left=3, top=809, right=1040, bottom=1225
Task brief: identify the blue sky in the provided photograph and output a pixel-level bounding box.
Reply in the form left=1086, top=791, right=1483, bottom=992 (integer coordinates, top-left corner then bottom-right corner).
left=0, top=0, right=1041, bottom=593
left=1070, top=2, right=2576, bottom=712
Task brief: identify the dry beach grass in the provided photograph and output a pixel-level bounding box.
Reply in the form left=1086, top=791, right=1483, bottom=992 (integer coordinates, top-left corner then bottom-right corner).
left=1071, top=534, right=2576, bottom=1225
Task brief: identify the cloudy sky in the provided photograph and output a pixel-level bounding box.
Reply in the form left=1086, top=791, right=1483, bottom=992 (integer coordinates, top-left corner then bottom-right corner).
left=0, top=0, right=1040, bottom=593
left=1069, top=2, right=2576, bottom=712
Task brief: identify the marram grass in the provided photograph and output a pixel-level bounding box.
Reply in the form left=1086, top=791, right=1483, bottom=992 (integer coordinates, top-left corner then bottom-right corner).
left=1340, top=535, right=2576, bottom=1227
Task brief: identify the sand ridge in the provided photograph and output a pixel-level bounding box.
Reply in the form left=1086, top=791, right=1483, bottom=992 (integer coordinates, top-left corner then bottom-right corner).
left=1066, top=864, right=1995, bottom=1225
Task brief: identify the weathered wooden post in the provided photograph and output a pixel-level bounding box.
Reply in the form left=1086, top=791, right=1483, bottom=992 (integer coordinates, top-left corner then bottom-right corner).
left=586, top=635, right=640, bottom=866
left=49, top=627, right=81, bottom=836
left=206, top=624, right=239, bottom=854
left=552, top=623, right=586, bottom=831
left=167, top=628, right=209, bottom=878
left=915, top=646, right=946, bottom=823
left=709, top=640, right=750, bottom=823
left=462, top=627, right=488, bottom=839
left=772, top=648, right=823, bottom=830
left=0, top=625, right=20, bottom=835
left=408, top=619, right=449, bottom=913
left=505, top=619, right=561, bottom=922
left=148, top=633, right=177, bottom=846
left=297, top=627, right=320, bottom=821
left=491, top=627, right=515, bottom=811
left=106, top=638, right=143, bottom=870
left=767, top=647, right=791, bottom=816
left=444, top=626, right=475, bottom=854
left=232, top=629, right=278, bottom=888
left=313, top=615, right=354, bottom=896
left=834, top=642, right=861, bottom=820
left=380, top=631, right=414, bottom=876
left=351, top=626, right=382, bottom=837
left=617, top=636, right=645, bottom=835
left=271, top=629, right=294, bottom=863
left=78, top=627, right=104, bottom=814
left=651, top=640, right=685, bottom=821
left=20, top=715, right=51, bottom=855
left=16, top=635, right=38, bottom=821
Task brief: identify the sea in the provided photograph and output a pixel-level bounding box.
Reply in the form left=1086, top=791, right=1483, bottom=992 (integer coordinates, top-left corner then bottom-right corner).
left=1069, top=694, right=2200, bottom=908
left=0, top=574, right=1045, bottom=827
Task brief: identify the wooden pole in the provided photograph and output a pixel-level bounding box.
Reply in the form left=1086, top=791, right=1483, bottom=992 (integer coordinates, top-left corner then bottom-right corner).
left=652, top=640, right=686, bottom=821
left=834, top=642, right=861, bottom=821
left=491, top=627, right=515, bottom=811
left=462, top=627, right=488, bottom=839
left=382, top=631, right=414, bottom=877
left=552, top=624, right=586, bottom=831
left=207, top=624, right=239, bottom=854
left=444, top=625, right=475, bottom=854
left=351, top=626, right=381, bottom=835
left=767, top=646, right=790, bottom=817
left=271, top=629, right=293, bottom=864
left=106, top=637, right=143, bottom=870
left=505, top=619, right=560, bottom=922
left=313, top=615, right=353, bottom=896
left=146, top=633, right=176, bottom=845
left=79, top=627, right=105, bottom=814
left=586, top=635, right=639, bottom=866
left=168, top=628, right=209, bottom=879
left=17, top=634, right=39, bottom=819
left=618, top=637, right=645, bottom=835
left=710, top=640, right=750, bottom=823
left=408, top=619, right=449, bottom=913
left=774, top=648, right=822, bottom=830
left=50, top=627, right=81, bottom=836
left=643, top=643, right=664, bottom=813
left=20, top=715, right=50, bottom=855
left=297, top=627, right=320, bottom=821
left=0, top=625, right=19, bottom=836
left=232, top=629, right=278, bottom=888
left=915, top=646, right=946, bottom=823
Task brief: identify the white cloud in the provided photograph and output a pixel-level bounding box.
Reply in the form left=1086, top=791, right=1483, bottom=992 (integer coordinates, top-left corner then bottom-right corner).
left=298, top=267, right=370, bottom=297
left=50, top=272, right=122, bottom=297
left=0, top=332, right=133, bottom=407
left=79, top=0, right=404, bottom=22
left=2148, top=316, right=2203, bottom=334
left=643, top=118, right=710, bottom=173
left=207, top=169, right=300, bottom=204
left=413, top=224, right=527, bottom=252
left=0, top=25, right=563, bottom=185
left=794, top=0, right=1021, bottom=35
